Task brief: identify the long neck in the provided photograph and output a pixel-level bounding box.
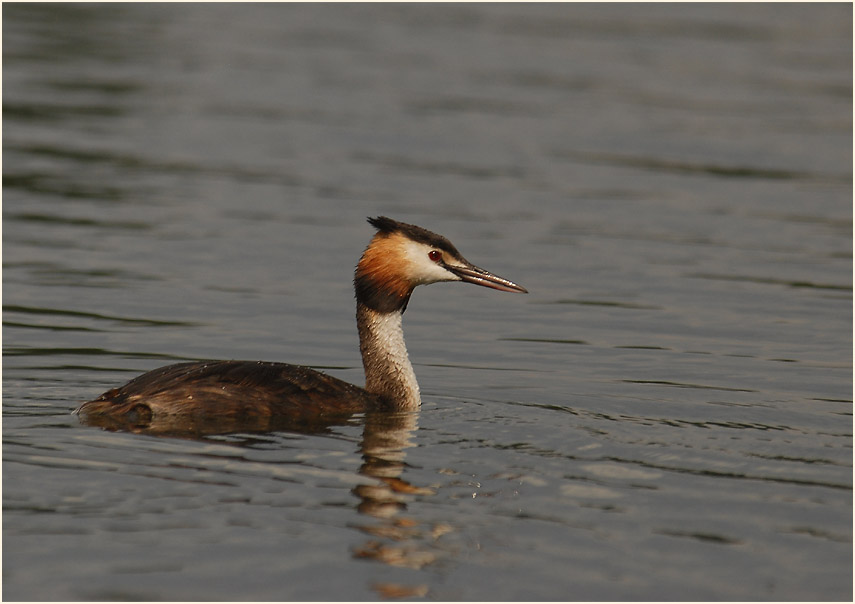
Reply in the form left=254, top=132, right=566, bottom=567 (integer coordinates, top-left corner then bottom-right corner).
left=356, top=301, right=420, bottom=409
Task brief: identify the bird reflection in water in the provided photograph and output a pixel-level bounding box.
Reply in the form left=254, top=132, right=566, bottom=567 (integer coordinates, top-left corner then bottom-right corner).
left=79, top=409, right=444, bottom=599
left=352, top=411, right=452, bottom=599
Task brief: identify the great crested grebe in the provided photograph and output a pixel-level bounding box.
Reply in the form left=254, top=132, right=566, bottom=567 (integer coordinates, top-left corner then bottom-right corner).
left=76, top=217, right=526, bottom=431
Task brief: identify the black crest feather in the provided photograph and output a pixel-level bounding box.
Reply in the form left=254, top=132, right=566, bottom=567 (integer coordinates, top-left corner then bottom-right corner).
left=366, top=216, right=462, bottom=258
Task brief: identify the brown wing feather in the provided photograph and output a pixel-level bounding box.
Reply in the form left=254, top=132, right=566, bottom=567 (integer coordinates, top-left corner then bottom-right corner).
left=76, top=360, right=387, bottom=436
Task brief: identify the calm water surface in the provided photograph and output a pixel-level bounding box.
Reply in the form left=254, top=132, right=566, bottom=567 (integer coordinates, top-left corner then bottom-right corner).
left=3, top=4, right=852, bottom=601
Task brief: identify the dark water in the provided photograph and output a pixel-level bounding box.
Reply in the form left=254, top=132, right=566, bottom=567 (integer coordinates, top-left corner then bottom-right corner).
left=3, top=4, right=852, bottom=601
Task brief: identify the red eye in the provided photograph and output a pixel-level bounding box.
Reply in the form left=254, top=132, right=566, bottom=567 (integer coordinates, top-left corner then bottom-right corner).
left=428, top=250, right=442, bottom=262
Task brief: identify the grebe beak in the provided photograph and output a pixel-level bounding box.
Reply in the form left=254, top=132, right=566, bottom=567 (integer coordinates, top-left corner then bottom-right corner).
left=447, top=263, right=528, bottom=294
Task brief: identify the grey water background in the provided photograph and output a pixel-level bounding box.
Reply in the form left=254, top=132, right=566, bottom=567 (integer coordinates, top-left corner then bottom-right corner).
left=3, top=3, right=851, bottom=601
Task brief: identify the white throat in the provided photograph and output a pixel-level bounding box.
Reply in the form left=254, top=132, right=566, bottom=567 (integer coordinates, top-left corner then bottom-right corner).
left=356, top=302, right=420, bottom=409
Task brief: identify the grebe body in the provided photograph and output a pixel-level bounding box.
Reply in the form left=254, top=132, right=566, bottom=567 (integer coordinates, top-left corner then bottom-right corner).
left=76, top=217, right=526, bottom=433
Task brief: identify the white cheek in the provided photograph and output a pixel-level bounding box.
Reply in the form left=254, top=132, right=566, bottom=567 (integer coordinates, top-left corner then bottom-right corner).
left=402, top=241, right=460, bottom=285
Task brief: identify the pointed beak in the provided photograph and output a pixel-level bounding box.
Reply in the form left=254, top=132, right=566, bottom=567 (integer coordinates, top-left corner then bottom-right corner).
left=446, top=262, right=528, bottom=293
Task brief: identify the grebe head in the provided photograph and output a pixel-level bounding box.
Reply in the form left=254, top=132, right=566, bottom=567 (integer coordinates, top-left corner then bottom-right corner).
left=355, top=216, right=527, bottom=313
